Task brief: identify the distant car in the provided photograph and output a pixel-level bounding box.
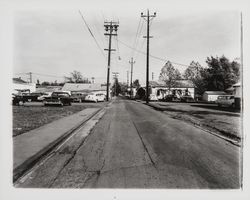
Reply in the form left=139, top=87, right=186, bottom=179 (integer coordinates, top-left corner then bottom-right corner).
left=22, top=92, right=45, bottom=102
left=180, top=95, right=195, bottom=103
left=12, top=94, right=25, bottom=106
left=43, top=91, right=72, bottom=106
left=164, top=94, right=180, bottom=102
left=71, top=92, right=87, bottom=103
left=216, top=95, right=235, bottom=107
left=37, top=92, right=52, bottom=101
left=85, top=92, right=105, bottom=102
left=149, top=94, right=158, bottom=101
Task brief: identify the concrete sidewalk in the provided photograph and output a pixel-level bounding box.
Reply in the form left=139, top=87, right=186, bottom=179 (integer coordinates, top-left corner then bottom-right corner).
left=13, top=107, right=101, bottom=181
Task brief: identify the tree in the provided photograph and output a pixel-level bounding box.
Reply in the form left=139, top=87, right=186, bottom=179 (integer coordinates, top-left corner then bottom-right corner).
left=41, top=81, right=50, bottom=86
left=65, top=71, right=83, bottom=83
left=119, top=82, right=129, bottom=95
left=112, top=78, right=121, bottom=96
left=204, top=56, right=240, bottom=91
left=132, top=79, right=140, bottom=89
left=159, top=61, right=181, bottom=90
left=184, top=61, right=206, bottom=95
left=184, top=61, right=202, bottom=80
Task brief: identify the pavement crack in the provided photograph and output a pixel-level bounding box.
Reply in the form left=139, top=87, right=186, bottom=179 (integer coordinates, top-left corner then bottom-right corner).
left=48, top=133, right=90, bottom=187
left=132, top=122, right=157, bottom=168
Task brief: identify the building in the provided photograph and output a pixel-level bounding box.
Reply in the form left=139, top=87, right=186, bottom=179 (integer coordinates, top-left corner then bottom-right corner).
left=232, top=82, right=241, bottom=109
left=202, top=91, right=226, bottom=102
left=61, top=83, right=111, bottom=97
left=13, top=78, right=36, bottom=94
left=35, top=86, right=63, bottom=93
left=136, top=80, right=195, bottom=100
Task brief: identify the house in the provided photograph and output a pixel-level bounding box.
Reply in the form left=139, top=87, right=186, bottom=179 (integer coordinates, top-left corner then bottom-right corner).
left=35, top=86, right=63, bottom=93
left=202, top=91, right=226, bottom=102
left=232, top=82, right=241, bottom=109
left=136, top=80, right=195, bottom=100
left=13, top=78, right=36, bottom=94
left=61, top=83, right=111, bottom=97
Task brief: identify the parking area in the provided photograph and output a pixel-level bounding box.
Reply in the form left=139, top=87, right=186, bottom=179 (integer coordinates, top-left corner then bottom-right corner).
left=149, top=101, right=242, bottom=141
left=13, top=101, right=107, bottom=137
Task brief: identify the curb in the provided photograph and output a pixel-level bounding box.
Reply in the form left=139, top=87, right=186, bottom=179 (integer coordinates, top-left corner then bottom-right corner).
left=146, top=103, right=241, bottom=146
left=13, top=107, right=104, bottom=183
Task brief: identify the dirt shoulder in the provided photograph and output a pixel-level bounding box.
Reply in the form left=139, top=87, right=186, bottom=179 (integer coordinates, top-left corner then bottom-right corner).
left=148, top=102, right=242, bottom=143
left=13, top=102, right=107, bottom=137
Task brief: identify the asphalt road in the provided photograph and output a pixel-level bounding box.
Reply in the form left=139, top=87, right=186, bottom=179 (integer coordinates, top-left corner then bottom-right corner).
left=16, top=97, right=241, bottom=188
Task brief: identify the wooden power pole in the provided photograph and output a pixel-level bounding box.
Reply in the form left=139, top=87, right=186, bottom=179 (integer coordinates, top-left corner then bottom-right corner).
left=141, top=10, right=156, bottom=104
left=129, top=57, right=135, bottom=99
left=104, top=21, right=119, bottom=101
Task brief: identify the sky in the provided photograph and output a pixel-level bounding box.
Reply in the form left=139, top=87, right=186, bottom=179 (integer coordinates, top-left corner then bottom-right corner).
left=13, top=2, right=241, bottom=85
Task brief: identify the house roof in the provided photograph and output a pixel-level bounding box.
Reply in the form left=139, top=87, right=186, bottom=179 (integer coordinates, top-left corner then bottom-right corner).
left=62, top=83, right=107, bottom=92
left=148, top=80, right=194, bottom=88
left=13, top=77, right=28, bottom=84
left=203, top=91, right=226, bottom=95
left=36, top=86, right=62, bottom=93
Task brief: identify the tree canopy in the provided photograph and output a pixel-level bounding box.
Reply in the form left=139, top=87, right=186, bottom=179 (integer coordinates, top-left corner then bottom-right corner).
left=65, top=70, right=91, bottom=83
left=159, top=61, right=181, bottom=89
left=183, top=56, right=240, bottom=95
left=204, top=56, right=240, bottom=91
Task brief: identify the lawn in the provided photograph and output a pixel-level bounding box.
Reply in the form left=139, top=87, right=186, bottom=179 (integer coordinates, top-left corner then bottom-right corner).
left=150, top=102, right=242, bottom=141
left=13, top=102, right=106, bottom=137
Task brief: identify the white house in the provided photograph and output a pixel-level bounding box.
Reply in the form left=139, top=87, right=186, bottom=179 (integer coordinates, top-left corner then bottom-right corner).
left=202, top=91, right=226, bottom=102
left=62, top=83, right=111, bottom=98
left=137, top=80, right=195, bottom=100
left=232, top=82, right=241, bottom=109
left=13, top=78, right=36, bottom=94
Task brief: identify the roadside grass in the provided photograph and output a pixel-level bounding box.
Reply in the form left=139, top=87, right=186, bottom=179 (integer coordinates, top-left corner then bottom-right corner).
left=12, top=103, right=104, bottom=137
left=149, top=102, right=241, bottom=141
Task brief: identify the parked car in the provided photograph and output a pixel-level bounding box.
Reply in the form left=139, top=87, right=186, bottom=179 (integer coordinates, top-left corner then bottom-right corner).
left=180, top=95, right=195, bottom=103
left=149, top=94, right=158, bottom=101
left=164, top=94, right=180, bottom=102
left=43, top=91, right=72, bottom=106
left=85, top=92, right=105, bottom=102
left=23, top=92, right=45, bottom=102
left=71, top=92, right=87, bottom=103
left=37, top=92, right=52, bottom=101
left=216, top=95, right=235, bottom=107
left=12, top=94, right=25, bottom=106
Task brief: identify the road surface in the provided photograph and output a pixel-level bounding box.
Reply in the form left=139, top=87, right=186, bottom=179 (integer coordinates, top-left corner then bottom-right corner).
left=16, top=97, right=241, bottom=188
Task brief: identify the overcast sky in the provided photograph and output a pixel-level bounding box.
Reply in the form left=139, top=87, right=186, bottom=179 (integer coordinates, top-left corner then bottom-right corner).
left=13, top=2, right=240, bottom=85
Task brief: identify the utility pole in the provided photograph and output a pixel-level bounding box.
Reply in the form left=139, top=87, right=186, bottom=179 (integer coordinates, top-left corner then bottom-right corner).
left=127, top=70, right=129, bottom=88
left=152, top=72, right=154, bottom=81
left=28, top=72, right=32, bottom=83
left=104, top=21, right=119, bottom=101
left=240, top=12, right=243, bottom=79
left=141, top=10, right=156, bottom=104
left=129, top=57, right=135, bottom=99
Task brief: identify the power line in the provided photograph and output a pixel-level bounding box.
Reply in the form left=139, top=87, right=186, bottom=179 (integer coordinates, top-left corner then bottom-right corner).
left=78, top=10, right=106, bottom=58
left=117, top=38, right=193, bottom=68
left=131, top=18, right=142, bottom=58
